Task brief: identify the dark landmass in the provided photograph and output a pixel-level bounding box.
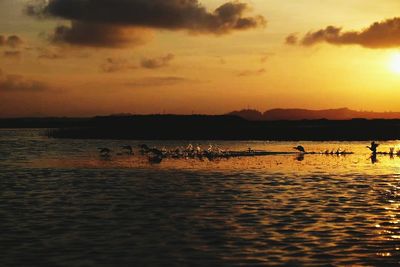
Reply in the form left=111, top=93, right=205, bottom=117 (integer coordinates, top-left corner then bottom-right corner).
left=1, top=115, right=398, bottom=141
left=2, top=113, right=400, bottom=141
left=229, top=108, right=400, bottom=121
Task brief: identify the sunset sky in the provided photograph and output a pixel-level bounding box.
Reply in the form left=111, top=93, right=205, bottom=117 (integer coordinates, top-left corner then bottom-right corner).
left=2, top=0, right=400, bottom=117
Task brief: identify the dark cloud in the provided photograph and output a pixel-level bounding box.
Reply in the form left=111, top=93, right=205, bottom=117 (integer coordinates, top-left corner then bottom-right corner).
left=237, top=68, right=265, bottom=77
left=0, top=35, right=23, bottom=48
left=27, top=0, right=266, bottom=47
left=125, top=76, right=188, bottom=87
left=141, top=54, right=174, bottom=69
left=101, top=57, right=137, bottom=73
left=0, top=70, right=49, bottom=92
left=51, top=22, right=151, bottom=48
left=298, top=18, right=400, bottom=49
left=3, top=51, right=21, bottom=58
left=285, top=33, right=298, bottom=45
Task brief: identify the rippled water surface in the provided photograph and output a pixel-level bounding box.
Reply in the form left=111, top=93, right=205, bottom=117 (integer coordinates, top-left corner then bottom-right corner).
left=1, top=129, right=400, bottom=266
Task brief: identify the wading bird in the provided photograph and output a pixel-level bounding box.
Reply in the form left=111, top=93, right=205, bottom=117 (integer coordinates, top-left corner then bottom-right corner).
left=121, top=145, right=133, bottom=155
left=139, top=144, right=150, bottom=154
left=293, top=145, right=306, bottom=153
left=367, top=141, right=379, bottom=154
left=98, top=147, right=112, bottom=157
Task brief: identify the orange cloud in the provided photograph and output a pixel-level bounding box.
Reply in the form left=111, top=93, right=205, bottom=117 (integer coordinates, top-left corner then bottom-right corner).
left=0, top=69, right=49, bottom=92
left=141, top=54, right=174, bottom=69
left=292, top=17, right=400, bottom=49
left=101, top=58, right=137, bottom=73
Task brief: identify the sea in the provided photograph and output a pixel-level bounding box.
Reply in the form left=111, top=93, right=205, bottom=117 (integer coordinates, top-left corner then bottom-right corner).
left=1, top=129, right=399, bottom=266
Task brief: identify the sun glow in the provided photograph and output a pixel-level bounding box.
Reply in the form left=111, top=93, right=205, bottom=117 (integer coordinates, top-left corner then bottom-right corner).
left=390, top=53, right=400, bottom=74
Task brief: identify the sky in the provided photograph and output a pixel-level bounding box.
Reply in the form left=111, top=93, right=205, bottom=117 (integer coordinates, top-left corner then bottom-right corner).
left=2, top=0, right=400, bottom=117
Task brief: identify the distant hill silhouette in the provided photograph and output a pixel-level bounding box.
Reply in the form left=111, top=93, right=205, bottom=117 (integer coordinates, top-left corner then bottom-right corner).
left=228, top=108, right=400, bottom=121
left=228, top=109, right=264, bottom=121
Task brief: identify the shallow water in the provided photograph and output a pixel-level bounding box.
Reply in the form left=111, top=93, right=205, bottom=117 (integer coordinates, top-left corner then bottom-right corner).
left=1, top=129, right=399, bottom=266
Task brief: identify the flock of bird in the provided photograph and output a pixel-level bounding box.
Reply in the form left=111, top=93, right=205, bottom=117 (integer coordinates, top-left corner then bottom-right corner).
left=96, top=141, right=400, bottom=164
left=292, top=145, right=353, bottom=155
left=98, top=144, right=259, bottom=163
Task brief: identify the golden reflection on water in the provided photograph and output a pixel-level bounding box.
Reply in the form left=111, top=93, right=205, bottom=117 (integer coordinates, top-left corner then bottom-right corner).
left=27, top=148, right=400, bottom=262
left=30, top=152, right=400, bottom=176
left=372, top=173, right=400, bottom=259
left=2, top=131, right=400, bottom=266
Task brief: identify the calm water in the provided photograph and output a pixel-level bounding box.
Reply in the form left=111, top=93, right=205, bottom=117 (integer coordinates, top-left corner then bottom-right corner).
left=1, top=129, right=399, bottom=266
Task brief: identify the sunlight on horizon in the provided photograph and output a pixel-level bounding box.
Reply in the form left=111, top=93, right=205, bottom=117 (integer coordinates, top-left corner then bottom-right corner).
left=389, top=53, right=400, bottom=74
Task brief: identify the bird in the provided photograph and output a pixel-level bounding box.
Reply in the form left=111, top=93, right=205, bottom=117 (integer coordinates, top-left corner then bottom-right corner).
left=121, top=145, right=133, bottom=155
left=207, top=145, right=213, bottom=152
left=149, top=148, right=163, bottom=156
left=139, top=144, right=149, bottom=150
left=196, top=146, right=202, bottom=154
left=98, top=148, right=112, bottom=157
left=138, top=144, right=150, bottom=154
left=148, top=154, right=163, bottom=164
left=186, top=144, right=194, bottom=152
left=293, top=145, right=305, bottom=153
left=367, top=141, right=379, bottom=154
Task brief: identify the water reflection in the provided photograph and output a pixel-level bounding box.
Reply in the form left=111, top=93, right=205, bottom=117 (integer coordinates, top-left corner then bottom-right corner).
left=25, top=150, right=400, bottom=177
left=1, top=129, right=400, bottom=266
left=371, top=154, right=379, bottom=164
left=295, top=154, right=305, bottom=162
left=372, top=174, right=400, bottom=261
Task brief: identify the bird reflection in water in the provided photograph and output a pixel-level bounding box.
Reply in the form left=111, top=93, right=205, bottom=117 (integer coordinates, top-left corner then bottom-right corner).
left=296, top=154, right=305, bottom=161
left=370, top=154, right=378, bottom=164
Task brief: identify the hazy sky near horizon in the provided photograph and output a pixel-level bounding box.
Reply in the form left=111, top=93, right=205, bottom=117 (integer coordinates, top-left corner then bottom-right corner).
left=2, top=0, right=400, bottom=117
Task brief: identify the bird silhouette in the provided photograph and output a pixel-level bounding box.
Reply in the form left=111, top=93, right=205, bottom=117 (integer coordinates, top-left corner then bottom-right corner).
left=293, top=145, right=305, bottom=153
left=139, top=144, right=149, bottom=150
left=121, top=145, right=133, bottom=155
left=367, top=141, right=379, bottom=154
left=138, top=144, right=150, bottom=154
left=149, top=148, right=163, bottom=156
left=98, top=148, right=112, bottom=157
